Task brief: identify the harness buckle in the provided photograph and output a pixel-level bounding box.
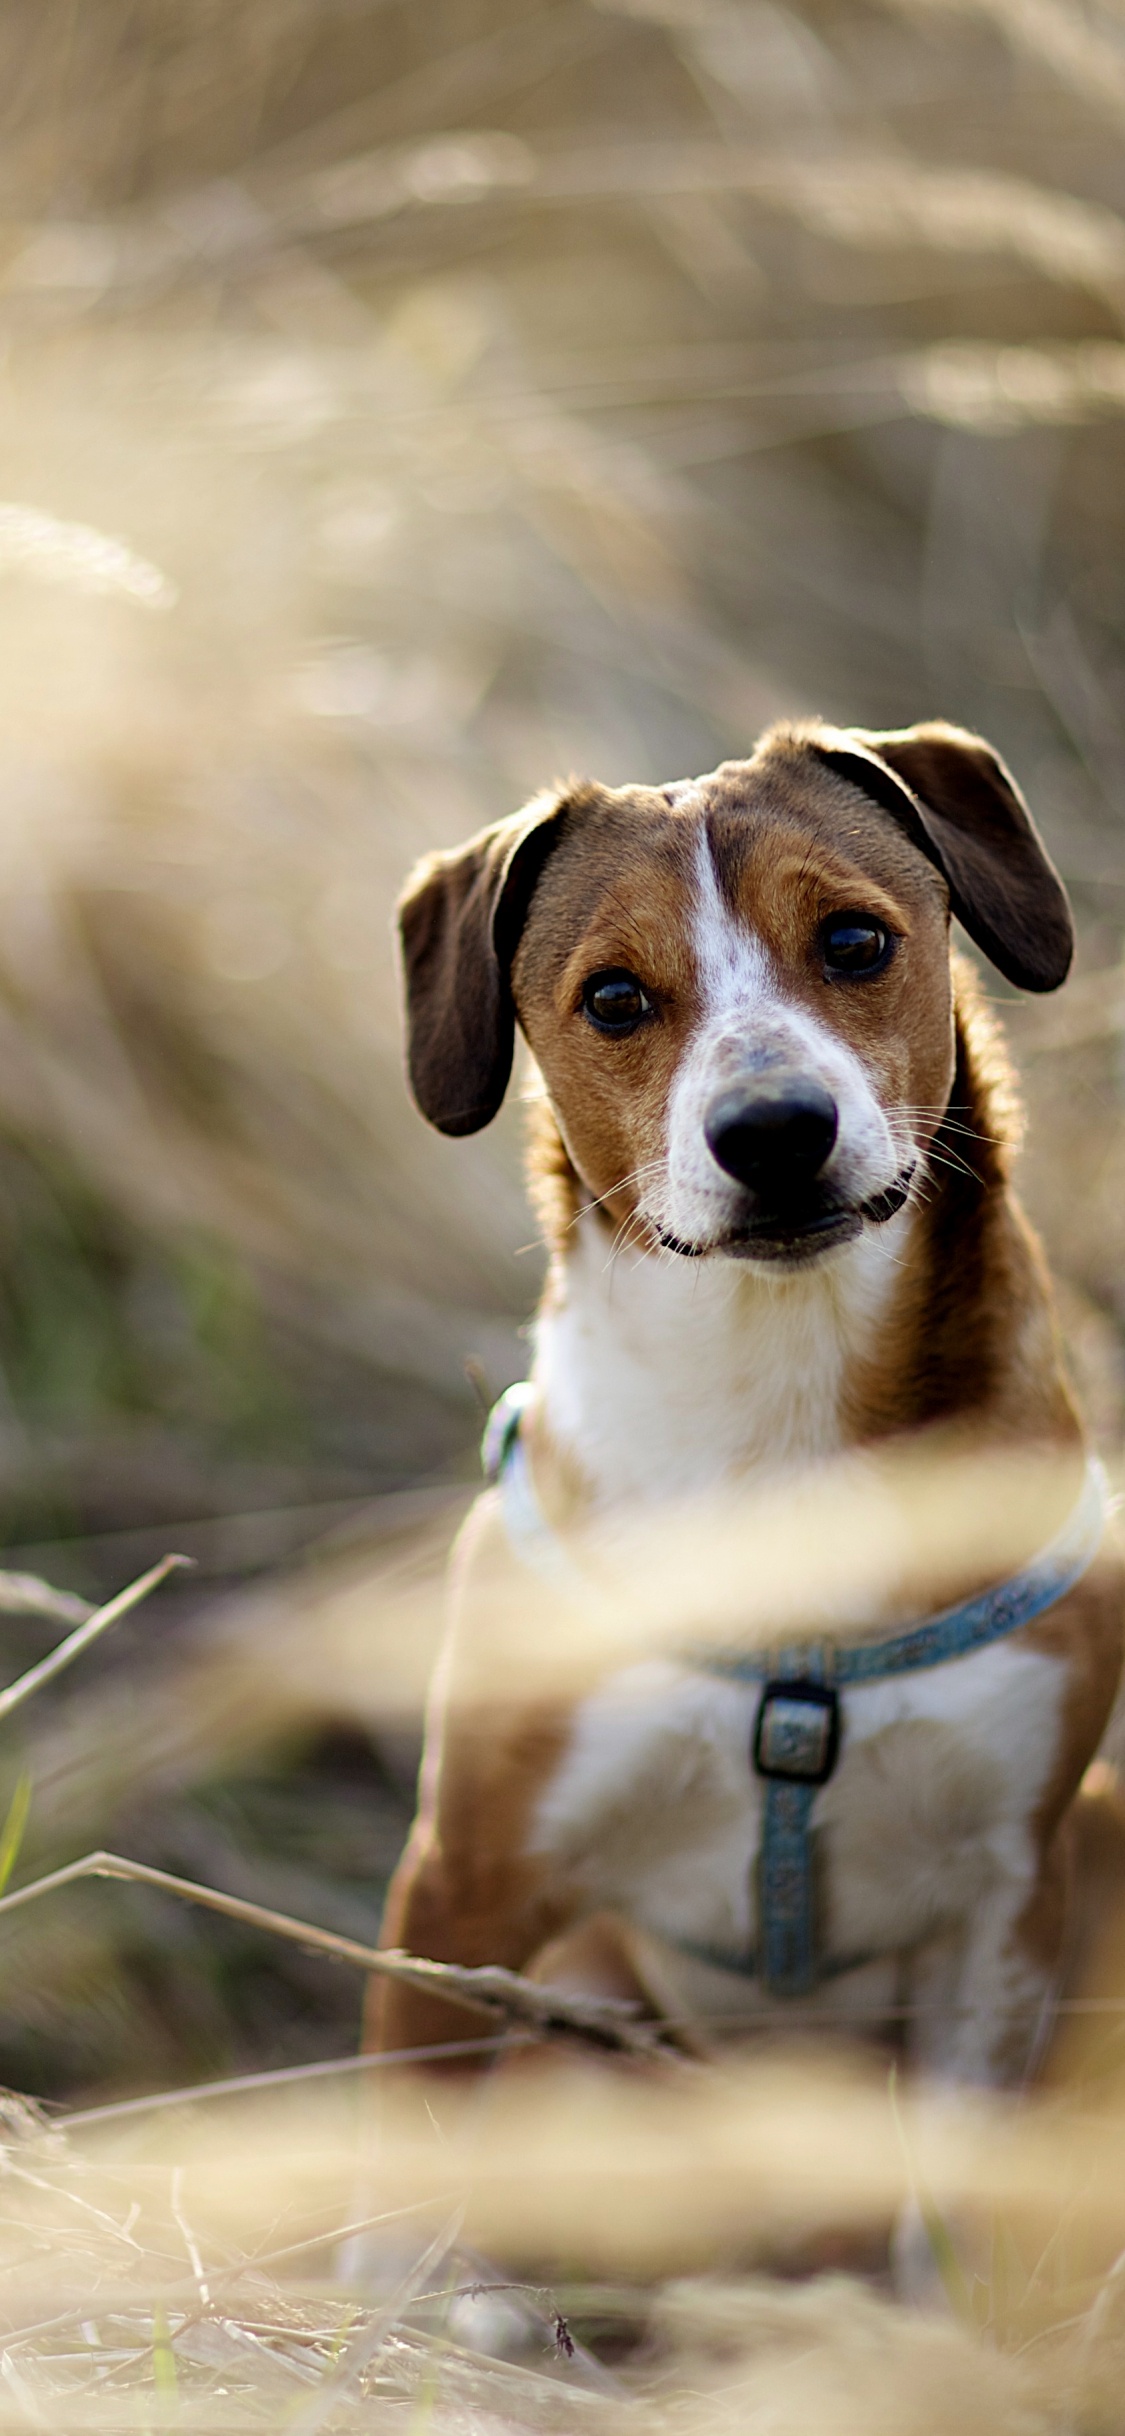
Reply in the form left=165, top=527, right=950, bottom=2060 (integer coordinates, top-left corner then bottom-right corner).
left=753, top=1680, right=841, bottom=1786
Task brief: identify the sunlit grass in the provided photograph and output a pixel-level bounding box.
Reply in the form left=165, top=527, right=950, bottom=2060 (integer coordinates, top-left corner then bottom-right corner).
left=0, top=1, right=1123, bottom=2425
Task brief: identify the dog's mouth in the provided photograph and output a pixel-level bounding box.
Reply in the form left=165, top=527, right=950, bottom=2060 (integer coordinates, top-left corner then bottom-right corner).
left=657, top=1166, right=915, bottom=1265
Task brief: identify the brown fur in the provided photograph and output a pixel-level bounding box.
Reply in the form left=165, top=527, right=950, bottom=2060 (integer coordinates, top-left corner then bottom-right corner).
left=376, top=720, right=1121, bottom=2077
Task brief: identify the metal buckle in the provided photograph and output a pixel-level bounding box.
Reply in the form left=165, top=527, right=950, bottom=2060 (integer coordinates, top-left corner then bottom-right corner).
left=481, top=1382, right=532, bottom=1485
left=753, top=1680, right=840, bottom=1785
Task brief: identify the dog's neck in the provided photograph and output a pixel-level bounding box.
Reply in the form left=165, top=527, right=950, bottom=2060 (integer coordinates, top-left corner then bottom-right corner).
left=533, top=1209, right=911, bottom=1506
left=527, top=983, right=1078, bottom=1512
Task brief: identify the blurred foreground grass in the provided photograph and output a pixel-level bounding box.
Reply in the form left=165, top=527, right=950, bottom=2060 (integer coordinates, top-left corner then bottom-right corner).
left=5, top=0, right=1125, bottom=2421
left=4, top=2047, right=1125, bottom=2432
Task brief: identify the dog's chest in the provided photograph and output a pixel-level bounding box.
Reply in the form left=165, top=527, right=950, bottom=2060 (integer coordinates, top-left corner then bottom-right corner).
left=534, top=1217, right=907, bottom=1504
left=527, top=1638, right=1066, bottom=1980
left=526, top=1211, right=1067, bottom=2000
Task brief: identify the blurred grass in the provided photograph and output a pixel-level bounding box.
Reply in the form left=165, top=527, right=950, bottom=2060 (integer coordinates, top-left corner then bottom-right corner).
left=8, top=4, right=1125, bottom=2416
left=3, top=2051, right=1125, bottom=2431
left=3, top=17, right=1125, bottom=2415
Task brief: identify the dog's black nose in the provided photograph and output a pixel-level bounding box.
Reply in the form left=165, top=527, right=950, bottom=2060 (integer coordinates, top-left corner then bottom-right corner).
left=705, top=1078, right=838, bottom=1193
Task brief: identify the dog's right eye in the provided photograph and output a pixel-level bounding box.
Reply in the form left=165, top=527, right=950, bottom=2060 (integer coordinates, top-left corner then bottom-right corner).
left=582, top=970, right=652, bottom=1034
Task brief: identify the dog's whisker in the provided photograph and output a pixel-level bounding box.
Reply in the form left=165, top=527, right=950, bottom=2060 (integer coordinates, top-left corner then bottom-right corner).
left=603, top=1201, right=660, bottom=1274
left=940, top=1123, right=1012, bottom=1150
left=602, top=1217, right=634, bottom=1272
left=871, top=1236, right=913, bottom=1273
left=923, top=1143, right=981, bottom=1186
left=567, top=1160, right=668, bottom=1234
left=897, top=1105, right=1011, bottom=1151
left=575, top=1171, right=662, bottom=1221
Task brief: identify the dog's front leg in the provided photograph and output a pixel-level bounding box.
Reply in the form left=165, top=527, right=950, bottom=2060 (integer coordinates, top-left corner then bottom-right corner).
left=366, top=1831, right=555, bottom=2058
left=907, top=1844, right=1066, bottom=2090
left=366, top=1692, right=576, bottom=2062
left=893, top=1854, right=1067, bottom=2306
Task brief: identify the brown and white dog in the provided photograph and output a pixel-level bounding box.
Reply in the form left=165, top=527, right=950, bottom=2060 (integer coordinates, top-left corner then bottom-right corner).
left=373, top=720, right=1124, bottom=2089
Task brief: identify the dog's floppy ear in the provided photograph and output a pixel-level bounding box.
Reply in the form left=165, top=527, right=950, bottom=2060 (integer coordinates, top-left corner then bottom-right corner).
left=808, top=719, right=1073, bottom=992
left=398, top=791, right=571, bottom=1135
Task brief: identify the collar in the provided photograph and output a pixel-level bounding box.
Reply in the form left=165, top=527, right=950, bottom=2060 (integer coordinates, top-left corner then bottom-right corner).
left=482, top=1383, right=1109, bottom=1997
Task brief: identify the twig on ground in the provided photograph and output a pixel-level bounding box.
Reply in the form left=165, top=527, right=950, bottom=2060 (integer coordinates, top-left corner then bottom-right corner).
left=0, top=1850, right=678, bottom=2059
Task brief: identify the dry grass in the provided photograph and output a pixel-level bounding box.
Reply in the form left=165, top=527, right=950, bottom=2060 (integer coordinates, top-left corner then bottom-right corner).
left=2, top=0, right=1125, bottom=2422
left=0, top=2048, right=1124, bottom=2431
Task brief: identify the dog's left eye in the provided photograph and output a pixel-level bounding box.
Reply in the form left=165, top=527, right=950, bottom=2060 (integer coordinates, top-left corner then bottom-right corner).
left=822, top=917, right=891, bottom=977
left=582, top=970, right=652, bottom=1033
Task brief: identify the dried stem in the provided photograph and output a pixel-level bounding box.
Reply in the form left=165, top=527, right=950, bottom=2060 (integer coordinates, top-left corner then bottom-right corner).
left=0, top=1849, right=674, bottom=2058
left=0, top=1556, right=190, bottom=1726
left=0, top=1573, right=93, bottom=1627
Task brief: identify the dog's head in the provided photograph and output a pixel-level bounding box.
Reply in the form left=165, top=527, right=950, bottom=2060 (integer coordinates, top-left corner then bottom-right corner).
left=398, top=721, right=1072, bottom=1269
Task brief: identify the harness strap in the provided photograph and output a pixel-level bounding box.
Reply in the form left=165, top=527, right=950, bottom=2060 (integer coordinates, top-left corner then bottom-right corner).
left=717, top=1455, right=1108, bottom=1994
left=482, top=1384, right=1109, bottom=1999
left=704, top=1457, right=1108, bottom=1690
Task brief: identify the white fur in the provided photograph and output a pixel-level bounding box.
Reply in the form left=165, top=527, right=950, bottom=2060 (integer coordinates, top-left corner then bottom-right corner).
left=530, top=1637, right=1065, bottom=2077
left=654, top=829, right=907, bottom=1256
left=535, top=1210, right=909, bottom=1505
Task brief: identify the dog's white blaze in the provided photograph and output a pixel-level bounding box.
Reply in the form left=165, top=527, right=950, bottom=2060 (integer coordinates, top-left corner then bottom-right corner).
left=660, top=829, right=902, bottom=1251
left=531, top=1635, right=1066, bottom=2072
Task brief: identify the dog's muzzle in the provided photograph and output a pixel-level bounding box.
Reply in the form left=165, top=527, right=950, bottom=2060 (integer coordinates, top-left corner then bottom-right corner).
left=654, top=1079, right=914, bottom=1261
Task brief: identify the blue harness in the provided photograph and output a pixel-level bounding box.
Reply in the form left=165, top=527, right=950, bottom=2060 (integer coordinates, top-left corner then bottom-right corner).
left=482, top=1383, right=1108, bottom=2000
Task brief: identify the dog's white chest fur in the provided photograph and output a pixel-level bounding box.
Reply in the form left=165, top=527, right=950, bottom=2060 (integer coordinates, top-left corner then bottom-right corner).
left=529, top=1215, right=1067, bottom=2060
left=534, top=1209, right=908, bottom=1505
left=530, top=1641, right=1064, bottom=1992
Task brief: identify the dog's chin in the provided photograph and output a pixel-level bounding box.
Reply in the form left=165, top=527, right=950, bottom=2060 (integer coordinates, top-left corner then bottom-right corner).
left=656, top=1208, right=858, bottom=1267
left=656, top=1168, right=914, bottom=1269
left=719, top=1209, right=864, bottom=1267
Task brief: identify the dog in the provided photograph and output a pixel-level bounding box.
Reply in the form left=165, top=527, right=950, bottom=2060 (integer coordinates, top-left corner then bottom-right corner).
left=372, top=719, right=1124, bottom=2090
